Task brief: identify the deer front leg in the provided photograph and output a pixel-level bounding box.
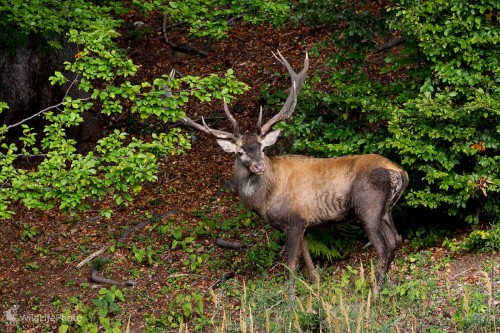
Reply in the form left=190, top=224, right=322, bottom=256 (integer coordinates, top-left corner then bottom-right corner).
left=285, top=226, right=306, bottom=300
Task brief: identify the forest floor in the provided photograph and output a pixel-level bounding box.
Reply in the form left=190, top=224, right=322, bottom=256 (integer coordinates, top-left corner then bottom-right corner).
left=1, top=7, right=499, bottom=333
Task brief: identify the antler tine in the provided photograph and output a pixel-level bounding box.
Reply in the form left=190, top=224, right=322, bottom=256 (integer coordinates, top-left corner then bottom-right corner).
left=166, top=70, right=209, bottom=135
left=223, top=98, right=240, bottom=136
left=180, top=117, right=212, bottom=135
left=200, top=116, right=238, bottom=141
left=256, top=105, right=263, bottom=130
left=260, top=51, right=309, bottom=135
left=171, top=70, right=237, bottom=141
left=271, top=50, right=291, bottom=70
left=181, top=113, right=238, bottom=141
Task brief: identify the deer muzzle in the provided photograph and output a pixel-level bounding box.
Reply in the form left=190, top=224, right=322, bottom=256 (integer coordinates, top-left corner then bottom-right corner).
left=251, top=162, right=266, bottom=175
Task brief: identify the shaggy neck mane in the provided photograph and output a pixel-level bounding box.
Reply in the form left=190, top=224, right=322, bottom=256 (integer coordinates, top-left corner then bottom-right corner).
left=233, top=155, right=275, bottom=211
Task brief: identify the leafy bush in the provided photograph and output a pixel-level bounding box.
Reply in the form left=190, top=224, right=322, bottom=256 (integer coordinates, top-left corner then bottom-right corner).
left=405, top=225, right=449, bottom=249
left=386, top=0, right=500, bottom=223
left=59, top=287, right=125, bottom=333
left=134, top=0, right=291, bottom=40
left=461, top=224, right=500, bottom=253
left=0, top=0, right=252, bottom=219
left=282, top=0, right=499, bottom=224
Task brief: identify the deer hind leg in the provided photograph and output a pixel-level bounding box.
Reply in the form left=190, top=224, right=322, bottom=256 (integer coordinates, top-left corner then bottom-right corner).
left=358, top=204, right=398, bottom=294
left=357, top=168, right=405, bottom=293
left=384, top=171, right=406, bottom=249
left=368, top=229, right=396, bottom=294
left=364, top=228, right=393, bottom=293
left=378, top=212, right=401, bottom=284
left=302, top=237, right=319, bottom=282
left=383, top=211, right=402, bottom=248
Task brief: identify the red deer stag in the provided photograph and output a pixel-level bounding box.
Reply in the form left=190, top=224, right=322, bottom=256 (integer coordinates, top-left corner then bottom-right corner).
left=180, top=51, right=408, bottom=294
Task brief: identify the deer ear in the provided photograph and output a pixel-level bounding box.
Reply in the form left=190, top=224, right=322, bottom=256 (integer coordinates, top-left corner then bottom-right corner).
left=261, top=129, right=281, bottom=148
left=216, top=139, right=237, bottom=153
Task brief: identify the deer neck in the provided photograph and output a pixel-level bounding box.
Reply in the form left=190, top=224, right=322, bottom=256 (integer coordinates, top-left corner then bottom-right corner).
left=233, top=155, right=274, bottom=211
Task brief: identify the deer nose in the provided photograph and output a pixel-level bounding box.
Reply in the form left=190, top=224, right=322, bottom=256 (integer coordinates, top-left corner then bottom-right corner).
left=253, top=163, right=266, bottom=174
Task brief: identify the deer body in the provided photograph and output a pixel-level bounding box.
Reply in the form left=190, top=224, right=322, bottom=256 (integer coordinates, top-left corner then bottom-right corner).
left=229, top=134, right=407, bottom=292
left=179, top=51, right=408, bottom=294
left=237, top=153, right=405, bottom=228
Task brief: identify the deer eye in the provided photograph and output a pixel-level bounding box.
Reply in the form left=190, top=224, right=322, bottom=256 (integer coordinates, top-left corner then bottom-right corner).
left=237, top=151, right=244, bottom=157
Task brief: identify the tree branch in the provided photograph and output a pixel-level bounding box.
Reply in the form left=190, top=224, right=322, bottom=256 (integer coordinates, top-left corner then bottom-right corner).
left=6, top=102, right=64, bottom=129
left=5, top=75, right=91, bottom=130
left=162, top=14, right=208, bottom=57
left=0, top=153, right=48, bottom=158
left=216, top=238, right=247, bottom=250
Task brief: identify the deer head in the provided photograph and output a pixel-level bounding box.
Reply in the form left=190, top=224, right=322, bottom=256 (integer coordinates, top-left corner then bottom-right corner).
left=180, top=51, right=309, bottom=175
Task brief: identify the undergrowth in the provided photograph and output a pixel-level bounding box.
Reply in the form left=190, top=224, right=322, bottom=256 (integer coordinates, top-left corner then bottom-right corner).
left=50, top=203, right=499, bottom=332
left=212, top=257, right=499, bottom=332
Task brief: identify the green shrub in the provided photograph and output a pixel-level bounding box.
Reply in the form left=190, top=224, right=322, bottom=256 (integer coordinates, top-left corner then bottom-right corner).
left=386, top=0, right=500, bottom=223
left=282, top=0, right=499, bottom=225
left=135, top=0, right=291, bottom=40
left=461, top=224, right=500, bottom=253
left=0, top=0, right=252, bottom=219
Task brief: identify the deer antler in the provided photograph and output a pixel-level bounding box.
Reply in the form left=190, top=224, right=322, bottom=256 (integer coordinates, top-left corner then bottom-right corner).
left=165, top=69, right=239, bottom=141
left=260, top=51, right=309, bottom=135
left=180, top=98, right=239, bottom=141
left=222, top=98, right=240, bottom=137
left=175, top=51, right=308, bottom=139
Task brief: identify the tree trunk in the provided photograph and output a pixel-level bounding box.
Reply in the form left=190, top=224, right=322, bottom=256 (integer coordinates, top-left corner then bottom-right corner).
left=0, top=34, right=77, bottom=126
left=0, top=33, right=102, bottom=150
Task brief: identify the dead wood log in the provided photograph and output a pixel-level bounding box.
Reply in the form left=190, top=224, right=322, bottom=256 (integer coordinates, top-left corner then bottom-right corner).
left=216, top=238, right=247, bottom=250
left=375, top=37, right=406, bottom=53
left=91, top=270, right=136, bottom=287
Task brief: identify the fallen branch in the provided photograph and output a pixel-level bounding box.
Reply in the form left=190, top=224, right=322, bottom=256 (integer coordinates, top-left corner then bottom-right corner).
left=216, top=238, right=247, bottom=250
left=76, top=245, right=108, bottom=268
left=450, top=267, right=474, bottom=280
left=162, top=14, right=208, bottom=57
left=76, top=210, right=176, bottom=280
left=117, top=220, right=151, bottom=243
left=375, top=37, right=406, bottom=53
left=91, top=270, right=136, bottom=287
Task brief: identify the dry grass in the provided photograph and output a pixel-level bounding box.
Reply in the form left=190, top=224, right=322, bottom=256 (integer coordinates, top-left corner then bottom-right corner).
left=209, top=257, right=499, bottom=333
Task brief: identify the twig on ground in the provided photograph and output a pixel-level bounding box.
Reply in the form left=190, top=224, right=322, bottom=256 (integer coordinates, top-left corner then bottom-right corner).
left=91, top=270, right=136, bottom=287
left=208, top=272, right=236, bottom=290
left=450, top=267, right=474, bottom=280
left=76, top=245, right=108, bottom=268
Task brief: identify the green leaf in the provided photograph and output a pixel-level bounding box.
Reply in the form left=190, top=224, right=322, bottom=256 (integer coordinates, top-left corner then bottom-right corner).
left=114, top=289, right=124, bottom=302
